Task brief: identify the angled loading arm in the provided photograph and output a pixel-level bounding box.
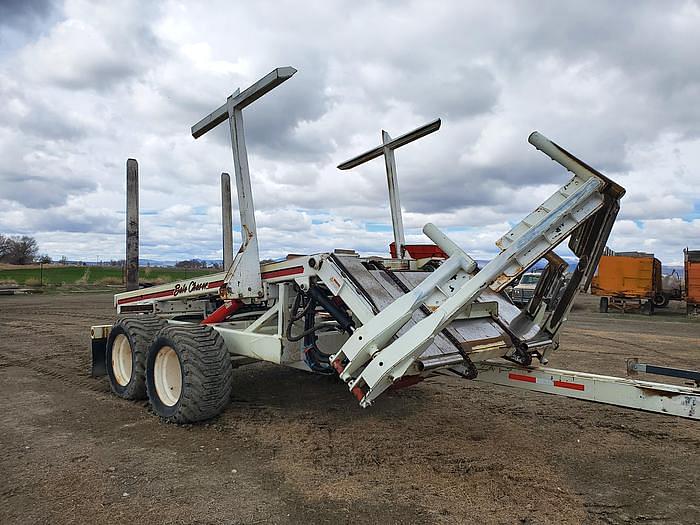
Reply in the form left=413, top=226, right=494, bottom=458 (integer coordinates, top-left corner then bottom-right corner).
left=331, top=132, right=626, bottom=407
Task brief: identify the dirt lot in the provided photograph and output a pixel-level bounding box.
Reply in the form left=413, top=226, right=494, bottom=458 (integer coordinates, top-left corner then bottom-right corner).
left=1, top=292, right=698, bottom=524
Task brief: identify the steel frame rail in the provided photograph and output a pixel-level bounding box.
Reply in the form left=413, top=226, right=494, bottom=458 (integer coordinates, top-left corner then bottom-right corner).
left=473, top=360, right=699, bottom=420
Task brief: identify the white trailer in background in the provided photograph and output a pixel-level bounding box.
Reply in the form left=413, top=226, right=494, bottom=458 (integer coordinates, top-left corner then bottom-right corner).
left=90, top=66, right=699, bottom=423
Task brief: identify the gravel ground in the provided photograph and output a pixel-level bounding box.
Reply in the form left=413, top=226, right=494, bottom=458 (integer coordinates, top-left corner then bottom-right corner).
left=0, top=292, right=698, bottom=524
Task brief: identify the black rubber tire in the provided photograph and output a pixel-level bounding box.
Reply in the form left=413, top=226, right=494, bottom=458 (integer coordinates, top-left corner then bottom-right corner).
left=146, top=325, right=233, bottom=424
left=599, top=297, right=609, bottom=313
left=106, top=315, right=167, bottom=400
left=653, top=293, right=670, bottom=308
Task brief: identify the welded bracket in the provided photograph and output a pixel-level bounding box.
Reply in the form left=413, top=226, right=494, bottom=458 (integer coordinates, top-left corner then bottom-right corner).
left=627, top=358, right=700, bottom=387
left=192, top=67, right=297, bottom=299
left=90, top=324, right=111, bottom=377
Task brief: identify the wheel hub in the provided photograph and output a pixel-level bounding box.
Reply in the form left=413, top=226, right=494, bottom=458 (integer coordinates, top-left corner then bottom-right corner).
left=154, top=346, right=182, bottom=406
left=112, top=334, right=133, bottom=386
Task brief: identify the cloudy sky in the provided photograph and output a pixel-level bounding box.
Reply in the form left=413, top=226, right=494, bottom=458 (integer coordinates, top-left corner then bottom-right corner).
left=1, top=1, right=699, bottom=265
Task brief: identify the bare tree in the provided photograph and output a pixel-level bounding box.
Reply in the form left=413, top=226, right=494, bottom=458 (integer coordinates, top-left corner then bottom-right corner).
left=0, top=235, right=10, bottom=261
left=14, top=236, right=38, bottom=264
left=0, top=235, right=40, bottom=264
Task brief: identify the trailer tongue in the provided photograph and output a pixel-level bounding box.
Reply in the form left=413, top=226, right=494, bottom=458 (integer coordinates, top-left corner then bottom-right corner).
left=90, top=66, right=699, bottom=423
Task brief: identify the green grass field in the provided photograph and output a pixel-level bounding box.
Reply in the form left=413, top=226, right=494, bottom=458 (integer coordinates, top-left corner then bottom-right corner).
left=0, top=265, right=215, bottom=287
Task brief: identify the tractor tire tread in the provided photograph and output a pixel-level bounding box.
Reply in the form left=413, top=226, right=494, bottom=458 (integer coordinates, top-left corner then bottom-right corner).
left=107, top=314, right=167, bottom=400
left=147, top=325, right=232, bottom=424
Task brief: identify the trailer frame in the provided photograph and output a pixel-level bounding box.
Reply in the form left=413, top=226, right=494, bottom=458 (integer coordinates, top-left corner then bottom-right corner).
left=89, top=65, right=698, bottom=424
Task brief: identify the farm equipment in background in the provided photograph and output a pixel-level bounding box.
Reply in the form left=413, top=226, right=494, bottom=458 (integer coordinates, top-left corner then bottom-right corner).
left=685, top=248, right=700, bottom=318
left=592, top=252, right=664, bottom=314
left=89, top=66, right=699, bottom=424
left=510, top=272, right=542, bottom=305
left=661, top=270, right=683, bottom=306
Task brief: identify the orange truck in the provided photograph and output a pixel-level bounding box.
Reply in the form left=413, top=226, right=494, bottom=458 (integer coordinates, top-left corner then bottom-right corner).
left=592, top=252, right=663, bottom=314
left=685, top=248, right=700, bottom=317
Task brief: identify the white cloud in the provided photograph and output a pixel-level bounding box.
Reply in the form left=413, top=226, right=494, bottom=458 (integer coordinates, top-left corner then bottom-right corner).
left=0, top=0, right=699, bottom=266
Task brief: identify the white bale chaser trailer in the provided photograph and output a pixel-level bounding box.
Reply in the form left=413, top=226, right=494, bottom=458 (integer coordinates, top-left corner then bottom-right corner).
left=90, top=67, right=699, bottom=424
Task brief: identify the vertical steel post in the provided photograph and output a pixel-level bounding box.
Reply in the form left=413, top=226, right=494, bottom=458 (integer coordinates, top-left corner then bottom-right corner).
left=382, top=130, right=406, bottom=258
left=191, top=67, right=296, bottom=299
left=226, top=94, right=263, bottom=298
left=221, top=172, right=234, bottom=271
left=126, top=158, right=139, bottom=291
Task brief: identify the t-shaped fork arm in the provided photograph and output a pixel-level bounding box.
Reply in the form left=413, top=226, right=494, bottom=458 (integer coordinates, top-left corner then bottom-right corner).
left=192, top=66, right=297, bottom=299
left=338, top=119, right=441, bottom=258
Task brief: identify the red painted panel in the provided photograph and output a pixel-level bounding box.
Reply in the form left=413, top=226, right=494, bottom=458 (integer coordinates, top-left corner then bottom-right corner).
left=389, top=242, right=447, bottom=259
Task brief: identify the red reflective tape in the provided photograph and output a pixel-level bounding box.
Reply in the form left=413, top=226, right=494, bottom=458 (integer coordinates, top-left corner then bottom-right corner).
left=207, top=280, right=225, bottom=289
left=553, top=380, right=585, bottom=391
left=261, top=265, right=304, bottom=279
left=508, top=372, right=536, bottom=383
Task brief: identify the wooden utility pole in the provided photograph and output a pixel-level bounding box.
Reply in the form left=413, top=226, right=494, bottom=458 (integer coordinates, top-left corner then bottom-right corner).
left=126, top=158, right=139, bottom=291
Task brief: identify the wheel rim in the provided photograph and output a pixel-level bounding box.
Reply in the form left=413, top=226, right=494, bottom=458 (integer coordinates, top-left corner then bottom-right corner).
left=112, top=334, right=133, bottom=386
left=154, top=346, right=182, bottom=406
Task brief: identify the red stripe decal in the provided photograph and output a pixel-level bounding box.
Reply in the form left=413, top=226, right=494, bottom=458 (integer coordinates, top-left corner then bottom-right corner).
left=117, top=279, right=226, bottom=305
left=117, top=266, right=301, bottom=306
left=117, top=289, right=175, bottom=305
left=261, top=266, right=304, bottom=279
left=553, top=380, right=585, bottom=391
left=508, top=373, right=536, bottom=383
